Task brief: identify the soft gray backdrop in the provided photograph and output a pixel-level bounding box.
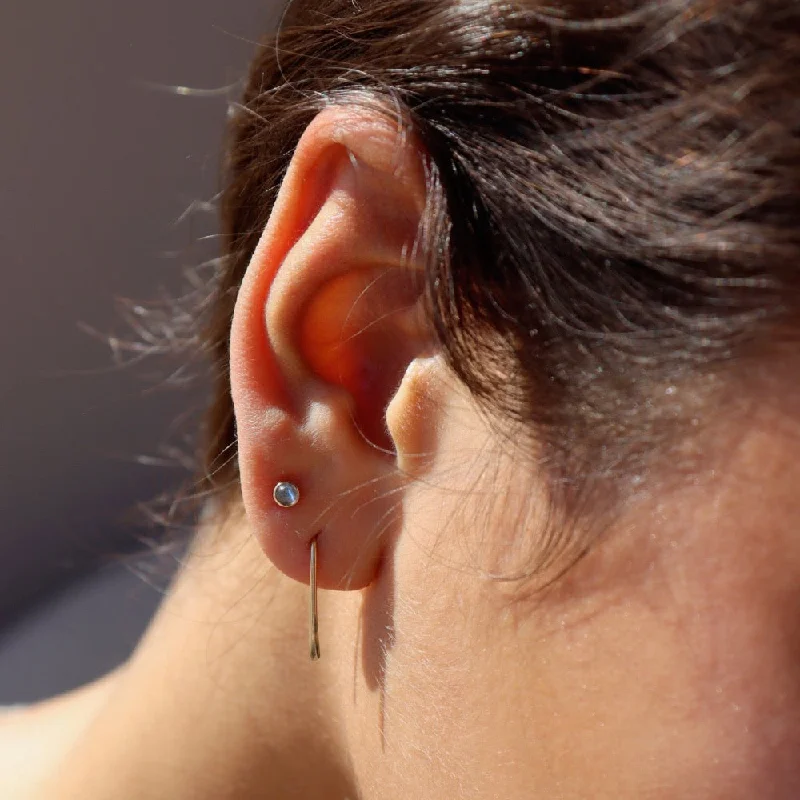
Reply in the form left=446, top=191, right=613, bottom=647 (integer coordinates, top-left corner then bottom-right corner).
left=0, top=0, right=278, bottom=700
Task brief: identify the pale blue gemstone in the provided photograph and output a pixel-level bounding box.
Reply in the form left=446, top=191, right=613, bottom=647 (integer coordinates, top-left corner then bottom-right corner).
left=273, top=481, right=300, bottom=508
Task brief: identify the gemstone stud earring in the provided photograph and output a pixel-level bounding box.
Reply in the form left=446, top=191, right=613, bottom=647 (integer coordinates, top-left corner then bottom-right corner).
left=273, top=480, right=300, bottom=508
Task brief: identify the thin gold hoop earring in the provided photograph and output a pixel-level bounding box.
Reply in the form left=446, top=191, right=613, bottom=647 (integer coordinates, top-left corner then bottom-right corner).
left=309, top=536, right=321, bottom=661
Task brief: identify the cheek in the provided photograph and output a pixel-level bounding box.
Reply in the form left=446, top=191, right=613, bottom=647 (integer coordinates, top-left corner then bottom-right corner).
left=367, top=515, right=800, bottom=800
left=533, top=581, right=800, bottom=800
left=351, top=408, right=800, bottom=800
left=652, top=543, right=800, bottom=798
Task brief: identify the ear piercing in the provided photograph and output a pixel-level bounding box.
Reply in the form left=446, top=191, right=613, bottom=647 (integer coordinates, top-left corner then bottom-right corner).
left=273, top=480, right=300, bottom=508
left=272, top=480, right=320, bottom=661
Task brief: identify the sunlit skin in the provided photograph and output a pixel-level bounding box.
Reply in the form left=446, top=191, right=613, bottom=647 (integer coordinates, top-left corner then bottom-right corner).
left=2, top=108, right=798, bottom=800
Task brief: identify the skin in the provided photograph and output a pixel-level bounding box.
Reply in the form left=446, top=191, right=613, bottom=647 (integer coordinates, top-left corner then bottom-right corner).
left=3, top=107, right=799, bottom=799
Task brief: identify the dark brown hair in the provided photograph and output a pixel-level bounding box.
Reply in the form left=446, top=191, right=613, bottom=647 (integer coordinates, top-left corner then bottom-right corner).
left=196, top=0, right=799, bottom=567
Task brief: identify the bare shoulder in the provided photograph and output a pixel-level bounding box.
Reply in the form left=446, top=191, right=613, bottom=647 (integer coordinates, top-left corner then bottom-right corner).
left=0, top=700, right=85, bottom=798
left=0, top=674, right=119, bottom=799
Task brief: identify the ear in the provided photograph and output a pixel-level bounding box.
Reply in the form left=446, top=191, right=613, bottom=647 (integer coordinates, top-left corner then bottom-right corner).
left=230, top=106, right=443, bottom=591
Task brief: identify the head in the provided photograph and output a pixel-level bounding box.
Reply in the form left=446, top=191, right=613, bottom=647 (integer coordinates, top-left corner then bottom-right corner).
left=198, top=0, right=800, bottom=797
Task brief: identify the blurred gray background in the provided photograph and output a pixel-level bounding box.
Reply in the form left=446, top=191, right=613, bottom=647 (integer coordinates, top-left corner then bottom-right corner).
left=0, top=0, right=277, bottom=702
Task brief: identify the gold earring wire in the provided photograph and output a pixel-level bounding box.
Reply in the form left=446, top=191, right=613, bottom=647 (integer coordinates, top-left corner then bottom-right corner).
left=309, top=537, right=321, bottom=661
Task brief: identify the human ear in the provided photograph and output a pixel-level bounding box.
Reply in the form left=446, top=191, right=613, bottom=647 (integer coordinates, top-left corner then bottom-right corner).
left=229, top=106, right=441, bottom=591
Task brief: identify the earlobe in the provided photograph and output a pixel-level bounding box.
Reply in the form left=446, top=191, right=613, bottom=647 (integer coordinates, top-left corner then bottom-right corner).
left=230, top=107, right=438, bottom=592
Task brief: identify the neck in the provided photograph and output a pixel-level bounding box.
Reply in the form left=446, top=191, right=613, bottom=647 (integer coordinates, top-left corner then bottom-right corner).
left=35, top=513, right=359, bottom=800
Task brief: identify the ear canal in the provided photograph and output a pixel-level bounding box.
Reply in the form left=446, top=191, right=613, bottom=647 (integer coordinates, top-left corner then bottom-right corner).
left=300, top=265, right=427, bottom=453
